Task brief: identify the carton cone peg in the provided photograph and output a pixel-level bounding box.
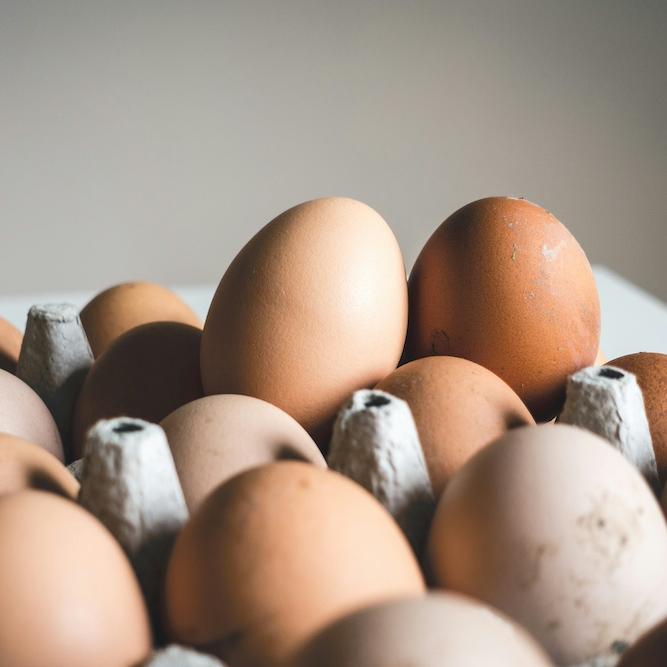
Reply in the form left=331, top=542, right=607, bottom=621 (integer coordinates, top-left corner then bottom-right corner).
left=78, top=417, right=188, bottom=624
left=17, top=303, right=93, bottom=456
left=143, top=645, right=226, bottom=666
left=66, top=458, right=85, bottom=483
left=559, top=366, right=659, bottom=493
left=328, top=389, right=435, bottom=554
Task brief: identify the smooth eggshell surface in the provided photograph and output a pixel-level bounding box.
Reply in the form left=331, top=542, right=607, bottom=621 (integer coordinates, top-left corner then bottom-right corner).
left=0, top=369, right=64, bottom=461
left=164, top=461, right=425, bottom=667
left=607, top=353, right=667, bottom=484
left=0, top=317, right=22, bottom=374
left=80, top=281, right=201, bottom=357
left=427, top=424, right=667, bottom=665
left=376, top=356, right=534, bottom=495
left=72, top=321, right=203, bottom=458
left=161, top=394, right=326, bottom=511
left=0, top=432, right=78, bottom=498
left=200, top=197, right=408, bottom=448
left=292, top=592, right=554, bottom=667
left=405, top=197, right=600, bottom=421
left=0, top=490, right=152, bottom=667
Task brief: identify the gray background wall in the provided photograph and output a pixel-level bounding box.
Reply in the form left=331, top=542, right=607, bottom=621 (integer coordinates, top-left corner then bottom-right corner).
left=1, top=1, right=665, bottom=300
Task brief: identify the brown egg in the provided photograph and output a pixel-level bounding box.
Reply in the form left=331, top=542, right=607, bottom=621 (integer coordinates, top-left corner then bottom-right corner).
left=405, top=197, right=600, bottom=421
left=427, top=424, right=667, bottom=665
left=618, top=618, right=667, bottom=667
left=0, top=317, right=22, bottom=374
left=80, top=281, right=201, bottom=357
left=292, top=592, right=554, bottom=667
left=0, top=490, right=152, bottom=666
left=201, top=197, right=408, bottom=448
left=0, top=369, right=63, bottom=461
left=161, top=394, right=326, bottom=511
left=376, top=356, right=534, bottom=495
left=164, top=461, right=425, bottom=667
left=607, top=353, right=667, bottom=484
left=72, top=322, right=203, bottom=458
left=0, top=432, right=78, bottom=498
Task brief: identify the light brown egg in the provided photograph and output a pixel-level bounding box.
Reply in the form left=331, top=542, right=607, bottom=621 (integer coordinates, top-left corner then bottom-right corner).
left=595, top=348, right=607, bottom=365
left=607, top=353, right=667, bottom=484
left=72, top=322, right=203, bottom=458
left=376, top=356, right=534, bottom=495
left=0, top=490, right=152, bottom=666
left=405, top=197, right=600, bottom=421
left=80, top=281, right=201, bottom=357
left=427, top=424, right=667, bottom=665
left=0, top=369, right=63, bottom=461
left=292, top=592, right=554, bottom=667
left=0, top=317, right=22, bottom=374
left=0, top=432, right=78, bottom=498
left=200, top=197, right=408, bottom=449
left=161, top=394, right=326, bottom=511
left=164, top=461, right=425, bottom=667
left=618, top=618, right=667, bottom=667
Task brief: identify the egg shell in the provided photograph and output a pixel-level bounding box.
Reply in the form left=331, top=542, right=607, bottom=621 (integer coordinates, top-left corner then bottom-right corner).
left=405, top=196, right=600, bottom=421
left=0, top=317, right=22, bottom=373
left=0, top=369, right=64, bottom=460
left=200, top=197, right=408, bottom=448
left=427, top=423, right=667, bottom=665
left=376, top=356, right=534, bottom=495
left=606, top=353, right=667, bottom=484
left=80, top=281, right=201, bottom=357
left=164, top=461, right=425, bottom=667
left=292, top=592, right=554, bottom=667
left=72, top=322, right=203, bottom=458
left=0, top=432, right=78, bottom=498
left=618, top=617, right=667, bottom=667
left=0, top=490, right=152, bottom=667
left=161, top=394, right=326, bottom=511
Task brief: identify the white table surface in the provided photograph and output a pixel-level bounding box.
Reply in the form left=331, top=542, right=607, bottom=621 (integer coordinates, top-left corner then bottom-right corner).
left=1, top=266, right=665, bottom=360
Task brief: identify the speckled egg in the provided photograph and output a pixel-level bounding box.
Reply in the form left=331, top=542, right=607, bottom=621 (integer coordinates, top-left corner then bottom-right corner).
left=405, top=197, right=600, bottom=421
left=427, top=424, right=667, bottom=665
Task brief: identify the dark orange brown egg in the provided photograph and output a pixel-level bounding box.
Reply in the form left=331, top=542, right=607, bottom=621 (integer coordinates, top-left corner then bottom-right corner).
left=405, top=196, right=600, bottom=421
